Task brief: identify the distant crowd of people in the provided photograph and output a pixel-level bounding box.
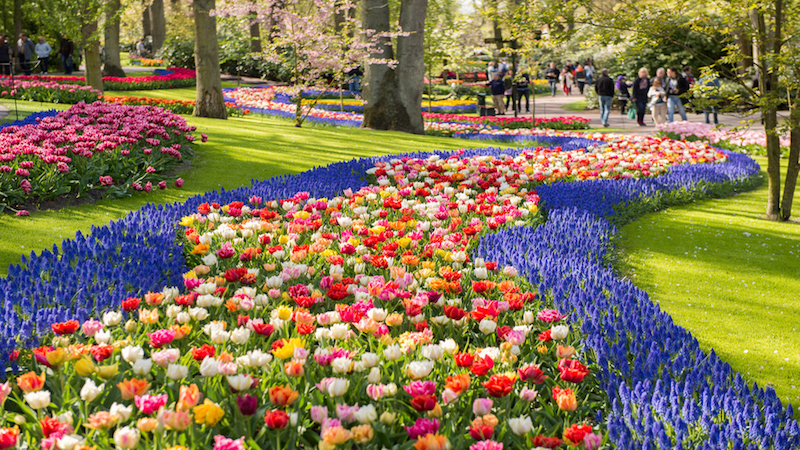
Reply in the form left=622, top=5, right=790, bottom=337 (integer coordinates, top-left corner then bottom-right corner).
left=0, top=33, right=75, bottom=76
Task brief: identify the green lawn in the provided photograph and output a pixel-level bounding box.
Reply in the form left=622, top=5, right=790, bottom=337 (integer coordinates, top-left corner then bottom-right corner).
left=562, top=100, right=588, bottom=112
left=0, top=99, right=492, bottom=276
left=617, top=157, right=800, bottom=410
left=0, top=100, right=70, bottom=124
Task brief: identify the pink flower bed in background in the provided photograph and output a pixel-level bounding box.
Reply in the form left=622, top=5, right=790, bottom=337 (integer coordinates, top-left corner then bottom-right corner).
left=0, top=68, right=196, bottom=91
left=656, top=121, right=790, bottom=149
left=0, top=79, right=100, bottom=103
left=0, top=101, right=197, bottom=213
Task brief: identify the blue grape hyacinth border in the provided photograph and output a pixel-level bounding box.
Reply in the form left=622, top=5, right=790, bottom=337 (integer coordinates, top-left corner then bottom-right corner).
left=0, top=132, right=797, bottom=448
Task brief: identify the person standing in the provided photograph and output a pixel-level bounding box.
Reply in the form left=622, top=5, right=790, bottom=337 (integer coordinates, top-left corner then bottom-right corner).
left=58, top=35, right=74, bottom=74
left=35, top=37, right=52, bottom=74
left=584, top=60, right=595, bottom=85
left=488, top=72, right=506, bottom=115
left=574, top=64, right=587, bottom=94
left=616, top=75, right=631, bottom=114
left=498, top=59, right=509, bottom=77
left=545, top=62, right=559, bottom=97
left=700, top=74, right=721, bottom=125
left=652, top=68, right=666, bottom=91
left=136, top=38, right=147, bottom=57
left=0, top=35, right=11, bottom=75
left=683, top=66, right=695, bottom=87
left=560, top=66, right=574, bottom=95
left=503, top=69, right=515, bottom=111
left=347, top=66, right=362, bottom=93
left=631, top=67, right=651, bottom=127
left=487, top=61, right=498, bottom=81
left=515, top=70, right=531, bottom=112
left=19, top=33, right=35, bottom=75
left=648, top=78, right=668, bottom=125
left=595, top=68, right=615, bottom=127
left=666, top=66, right=689, bottom=122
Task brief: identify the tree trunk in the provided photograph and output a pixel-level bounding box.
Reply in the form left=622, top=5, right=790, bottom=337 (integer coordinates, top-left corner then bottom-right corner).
left=13, top=0, right=21, bottom=71
left=249, top=10, right=262, bottom=53
left=193, top=0, right=227, bottom=119
left=396, top=0, right=427, bottom=134
left=361, top=0, right=406, bottom=131
left=150, top=0, right=166, bottom=54
left=82, top=20, right=103, bottom=92
left=103, top=0, right=126, bottom=77
left=142, top=4, right=152, bottom=38
left=781, top=122, right=800, bottom=221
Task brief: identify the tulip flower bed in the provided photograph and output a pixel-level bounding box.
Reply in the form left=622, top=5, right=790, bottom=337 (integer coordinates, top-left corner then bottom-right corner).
left=313, top=98, right=478, bottom=113
left=0, top=68, right=196, bottom=91
left=101, top=95, right=247, bottom=117
left=0, top=79, right=101, bottom=104
left=0, top=101, right=197, bottom=213
left=655, top=121, right=790, bottom=157
left=423, top=113, right=591, bottom=131
left=0, top=128, right=790, bottom=450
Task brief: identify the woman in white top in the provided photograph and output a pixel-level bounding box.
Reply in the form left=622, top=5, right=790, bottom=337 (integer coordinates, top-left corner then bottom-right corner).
left=35, top=37, right=52, bottom=74
left=648, top=78, right=668, bottom=125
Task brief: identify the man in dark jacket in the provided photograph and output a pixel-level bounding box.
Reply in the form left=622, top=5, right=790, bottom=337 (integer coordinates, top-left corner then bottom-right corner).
left=594, top=69, right=615, bottom=127
left=631, top=68, right=652, bottom=126
left=19, top=33, right=35, bottom=75
left=666, top=67, right=689, bottom=122
left=58, top=36, right=74, bottom=74
left=488, top=72, right=506, bottom=115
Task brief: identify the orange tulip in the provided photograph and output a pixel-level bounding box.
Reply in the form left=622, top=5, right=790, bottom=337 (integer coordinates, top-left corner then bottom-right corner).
left=117, top=378, right=149, bottom=400
left=177, top=384, right=200, bottom=411
left=268, top=385, right=299, bottom=407
left=552, top=386, right=577, bottom=412
left=16, top=372, right=45, bottom=393
left=413, top=434, right=450, bottom=450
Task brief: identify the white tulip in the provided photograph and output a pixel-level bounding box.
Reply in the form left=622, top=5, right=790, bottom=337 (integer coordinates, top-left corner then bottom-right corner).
left=355, top=404, right=377, bottom=424
left=24, top=391, right=50, bottom=409
left=110, top=402, right=133, bottom=421
left=405, top=360, right=434, bottom=380
left=102, top=311, right=122, bottom=326
left=132, top=359, right=153, bottom=377
left=367, top=367, right=381, bottom=384
left=551, top=325, right=569, bottom=340
left=189, top=307, right=209, bottom=321
left=361, top=352, right=379, bottom=368
left=166, top=364, right=189, bottom=381
left=383, top=344, right=402, bottom=361
left=479, top=318, right=498, bottom=335
left=56, top=434, right=84, bottom=450
left=121, top=346, right=144, bottom=364
left=329, top=323, right=350, bottom=340
left=327, top=378, right=350, bottom=397
left=421, top=344, right=444, bottom=361
left=331, top=357, right=353, bottom=374
left=80, top=380, right=104, bottom=403
left=509, top=415, right=533, bottom=435
left=227, top=374, right=253, bottom=391
left=231, top=327, right=251, bottom=345
left=199, top=357, right=219, bottom=377
left=94, top=329, right=112, bottom=344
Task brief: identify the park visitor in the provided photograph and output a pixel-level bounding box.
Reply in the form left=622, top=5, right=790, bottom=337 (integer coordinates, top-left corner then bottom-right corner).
left=560, top=66, right=574, bottom=95
left=666, top=66, right=689, bottom=122
left=503, top=69, right=515, bottom=111
left=347, top=66, right=362, bottom=93
left=487, top=61, right=498, bottom=80
left=136, top=38, right=147, bottom=57
left=58, top=35, right=74, bottom=74
left=515, top=70, right=531, bottom=112
left=545, top=62, right=559, bottom=96
left=584, top=60, right=595, bottom=85
left=595, top=68, right=614, bottom=127
left=701, top=74, right=721, bottom=125
left=488, top=72, right=506, bottom=115
left=0, top=35, right=11, bottom=75
left=631, top=67, right=651, bottom=127
left=683, top=65, right=695, bottom=86
left=575, top=64, right=587, bottom=94
left=616, top=75, right=631, bottom=115
left=35, top=36, right=51, bottom=74
left=652, top=67, right=666, bottom=91
left=19, top=33, right=35, bottom=75
left=648, top=78, right=668, bottom=125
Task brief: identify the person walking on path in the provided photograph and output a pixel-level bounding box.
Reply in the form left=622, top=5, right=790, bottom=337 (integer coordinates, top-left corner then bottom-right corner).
left=488, top=72, right=506, bottom=115
left=0, top=35, right=11, bottom=75
left=584, top=61, right=595, bottom=85
left=35, top=37, right=52, bottom=74
left=616, top=75, right=631, bottom=115
left=574, top=64, right=587, bottom=94
left=19, top=34, right=35, bottom=75
left=560, top=66, right=574, bottom=95
left=595, top=68, right=615, bottom=127
left=58, top=35, right=74, bottom=74
left=666, top=66, right=689, bottom=122
left=648, top=78, right=668, bottom=125
left=487, top=61, right=498, bottom=81
left=631, top=67, right=651, bottom=127
left=347, top=66, right=362, bottom=93
left=545, top=62, right=559, bottom=96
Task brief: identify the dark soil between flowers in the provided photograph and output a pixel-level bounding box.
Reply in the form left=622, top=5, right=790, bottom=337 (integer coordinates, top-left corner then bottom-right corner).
left=6, top=147, right=195, bottom=215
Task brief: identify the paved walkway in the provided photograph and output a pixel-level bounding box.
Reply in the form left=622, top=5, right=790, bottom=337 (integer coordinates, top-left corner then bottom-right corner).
left=503, top=93, right=766, bottom=135
left=0, top=104, right=8, bottom=120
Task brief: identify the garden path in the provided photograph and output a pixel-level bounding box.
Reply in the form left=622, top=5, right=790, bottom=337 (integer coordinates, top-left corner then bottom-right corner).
left=0, top=104, right=7, bottom=120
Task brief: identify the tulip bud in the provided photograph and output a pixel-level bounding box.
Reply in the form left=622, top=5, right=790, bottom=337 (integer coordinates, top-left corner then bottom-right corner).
left=379, top=411, right=396, bottom=425
left=125, top=320, right=138, bottom=333
left=97, top=364, right=120, bottom=380
left=13, top=415, right=26, bottom=425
